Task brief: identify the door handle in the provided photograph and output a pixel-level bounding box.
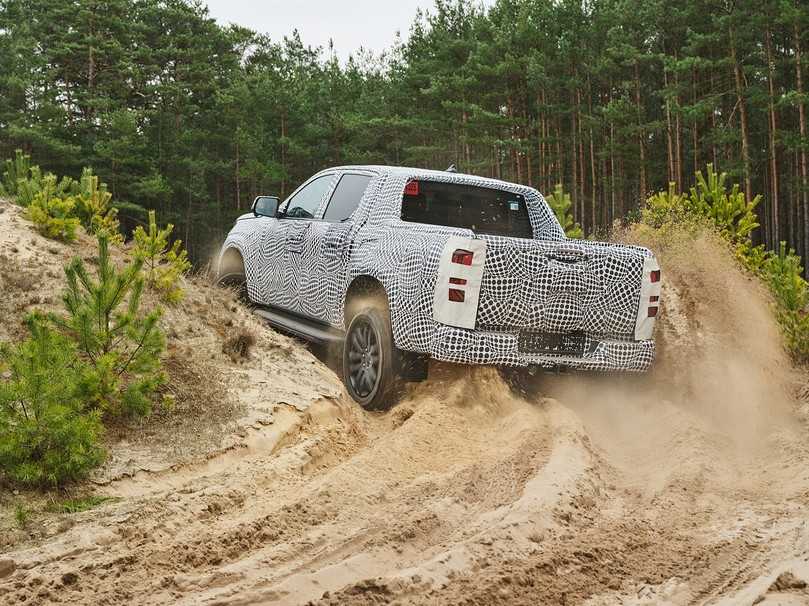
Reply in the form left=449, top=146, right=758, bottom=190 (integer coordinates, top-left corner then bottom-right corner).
left=286, top=221, right=312, bottom=252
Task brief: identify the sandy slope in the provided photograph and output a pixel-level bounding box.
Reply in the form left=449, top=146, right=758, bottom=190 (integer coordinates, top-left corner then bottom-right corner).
left=2, top=200, right=809, bottom=605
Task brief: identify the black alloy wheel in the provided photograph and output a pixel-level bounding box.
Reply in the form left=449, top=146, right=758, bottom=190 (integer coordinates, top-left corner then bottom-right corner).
left=342, top=304, right=399, bottom=410
left=347, top=316, right=381, bottom=398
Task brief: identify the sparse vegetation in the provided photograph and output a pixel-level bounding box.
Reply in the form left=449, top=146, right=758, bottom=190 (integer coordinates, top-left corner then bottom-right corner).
left=0, top=151, right=192, bottom=487
left=133, top=210, right=191, bottom=304
left=0, top=316, right=105, bottom=487
left=222, top=328, right=257, bottom=363
left=46, top=495, right=115, bottom=514
left=643, top=164, right=809, bottom=360
left=13, top=504, right=30, bottom=529
left=1, top=150, right=122, bottom=244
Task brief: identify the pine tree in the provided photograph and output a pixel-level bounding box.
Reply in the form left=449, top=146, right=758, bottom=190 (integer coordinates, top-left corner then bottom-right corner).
left=133, top=210, right=191, bottom=304
left=54, top=234, right=166, bottom=417
left=546, top=184, right=584, bottom=239
left=0, top=315, right=105, bottom=486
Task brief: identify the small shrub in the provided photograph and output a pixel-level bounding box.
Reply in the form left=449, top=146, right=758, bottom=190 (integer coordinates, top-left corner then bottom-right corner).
left=53, top=234, right=166, bottom=417
left=17, top=169, right=74, bottom=208
left=642, top=182, right=692, bottom=228
left=0, top=316, right=104, bottom=487
left=0, top=149, right=33, bottom=198
left=688, top=164, right=761, bottom=244
left=222, top=328, right=256, bottom=362
left=27, top=176, right=81, bottom=241
left=762, top=243, right=809, bottom=360
left=46, top=495, right=114, bottom=514
left=545, top=183, right=584, bottom=239
left=133, top=210, right=191, bottom=304
left=13, top=504, right=30, bottom=529
left=0, top=150, right=75, bottom=207
left=71, top=168, right=121, bottom=243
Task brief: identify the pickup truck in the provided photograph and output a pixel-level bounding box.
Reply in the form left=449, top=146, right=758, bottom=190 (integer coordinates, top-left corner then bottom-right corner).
left=217, top=165, right=661, bottom=409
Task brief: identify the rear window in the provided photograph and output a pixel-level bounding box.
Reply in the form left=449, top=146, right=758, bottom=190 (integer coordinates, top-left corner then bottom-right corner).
left=400, top=180, right=533, bottom=239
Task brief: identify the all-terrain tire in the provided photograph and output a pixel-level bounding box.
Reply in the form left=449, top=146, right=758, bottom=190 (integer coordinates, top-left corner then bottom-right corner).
left=342, top=303, right=401, bottom=411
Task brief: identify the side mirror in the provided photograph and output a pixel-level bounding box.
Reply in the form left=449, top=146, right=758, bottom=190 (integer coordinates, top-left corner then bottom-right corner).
left=252, top=195, right=279, bottom=218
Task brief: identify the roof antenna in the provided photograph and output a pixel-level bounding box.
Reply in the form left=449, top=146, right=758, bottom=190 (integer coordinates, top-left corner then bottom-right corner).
left=446, top=163, right=457, bottom=173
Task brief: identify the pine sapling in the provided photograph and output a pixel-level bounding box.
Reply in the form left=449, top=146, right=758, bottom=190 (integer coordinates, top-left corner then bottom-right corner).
left=133, top=210, right=191, bottom=304
left=0, top=315, right=104, bottom=486
left=27, top=175, right=81, bottom=241
left=53, top=234, right=166, bottom=417
left=546, top=184, right=584, bottom=239
left=0, top=149, right=32, bottom=197
left=71, top=168, right=121, bottom=242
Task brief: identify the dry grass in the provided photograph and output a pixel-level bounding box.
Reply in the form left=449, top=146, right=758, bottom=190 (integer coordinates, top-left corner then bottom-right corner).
left=222, top=327, right=257, bottom=363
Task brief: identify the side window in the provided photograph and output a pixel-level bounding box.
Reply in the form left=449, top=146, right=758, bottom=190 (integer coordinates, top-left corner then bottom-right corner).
left=282, top=175, right=333, bottom=219
left=322, top=174, right=372, bottom=222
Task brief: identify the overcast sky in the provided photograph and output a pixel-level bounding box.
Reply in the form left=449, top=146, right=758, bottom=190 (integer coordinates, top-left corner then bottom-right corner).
left=203, top=0, right=492, bottom=60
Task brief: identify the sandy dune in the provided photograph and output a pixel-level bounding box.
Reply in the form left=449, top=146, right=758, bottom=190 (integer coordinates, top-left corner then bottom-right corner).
left=1, top=200, right=809, bottom=605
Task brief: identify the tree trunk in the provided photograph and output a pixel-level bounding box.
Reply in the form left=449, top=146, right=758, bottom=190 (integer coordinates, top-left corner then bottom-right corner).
left=794, top=20, right=809, bottom=263
left=765, top=25, right=779, bottom=245
left=693, top=66, right=699, bottom=178
left=587, top=76, right=596, bottom=232
left=462, top=109, right=471, bottom=169
left=634, top=60, right=646, bottom=204
left=235, top=137, right=241, bottom=211
left=87, top=7, right=95, bottom=120
left=710, top=71, right=718, bottom=168
left=577, top=88, right=586, bottom=230
left=729, top=24, right=752, bottom=201
left=674, top=63, right=683, bottom=192
left=609, top=81, right=616, bottom=224
left=664, top=68, right=675, bottom=184
left=571, top=90, right=579, bottom=221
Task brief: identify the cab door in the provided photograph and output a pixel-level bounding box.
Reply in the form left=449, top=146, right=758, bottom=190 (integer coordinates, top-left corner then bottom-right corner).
left=262, top=174, right=336, bottom=311
left=298, top=172, right=373, bottom=324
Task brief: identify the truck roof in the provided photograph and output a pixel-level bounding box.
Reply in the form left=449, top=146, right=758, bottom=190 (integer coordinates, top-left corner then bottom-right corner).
left=323, top=165, right=541, bottom=195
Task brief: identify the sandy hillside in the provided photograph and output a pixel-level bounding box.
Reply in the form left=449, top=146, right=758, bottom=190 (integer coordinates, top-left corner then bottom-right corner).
left=2, top=198, right=809, bottom=605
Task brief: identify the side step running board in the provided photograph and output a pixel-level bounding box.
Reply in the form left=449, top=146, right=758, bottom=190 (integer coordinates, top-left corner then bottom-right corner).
left=254, top=307, right=344, bottom=344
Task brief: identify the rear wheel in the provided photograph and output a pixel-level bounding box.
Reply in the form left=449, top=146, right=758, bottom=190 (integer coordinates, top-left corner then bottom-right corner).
left=343, top=304, right=400, bottom=410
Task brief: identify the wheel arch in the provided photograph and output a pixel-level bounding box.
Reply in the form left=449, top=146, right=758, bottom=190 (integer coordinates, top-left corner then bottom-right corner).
left=343, top=274, right=390, bottom=330
left=217, top=245, right=246, bottom=281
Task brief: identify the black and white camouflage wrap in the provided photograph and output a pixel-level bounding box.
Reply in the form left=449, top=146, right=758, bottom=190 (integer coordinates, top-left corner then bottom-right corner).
left=221, top=165, right=657, bottom=372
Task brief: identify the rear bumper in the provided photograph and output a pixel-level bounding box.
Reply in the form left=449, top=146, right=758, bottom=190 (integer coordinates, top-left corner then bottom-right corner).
left=428, top=326, right=654, bottom=372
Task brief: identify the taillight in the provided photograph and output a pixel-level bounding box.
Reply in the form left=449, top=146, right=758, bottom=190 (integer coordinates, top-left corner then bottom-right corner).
left=404, top=181, right=419, bottom=196
left=449, top=277, right=467, bottom=285
left=650, top=270, right=660, bottom=283
left=650, top=295, right=659, bottom=302
left=648, top=307, right=658, bottom=317
left=448, top=288, right=465, bottom=302
left=452, top=249, right=474, bottom=265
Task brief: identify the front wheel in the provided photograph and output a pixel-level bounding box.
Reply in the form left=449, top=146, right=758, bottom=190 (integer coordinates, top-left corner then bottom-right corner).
left=216, top=270, right=248, bottom=302
left=342, top=305, right=400, bottom=410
